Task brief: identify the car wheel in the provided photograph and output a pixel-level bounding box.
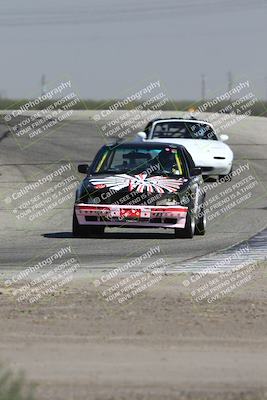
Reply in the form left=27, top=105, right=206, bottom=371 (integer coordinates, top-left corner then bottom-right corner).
left=73, top=210, right=87, bottom=237
left=174, top=212, right=195, bottom=239
left=195, top=205, right=206, bottom=236
left=219, top=168, right=233, bottom=182
left=88, top=226, right=105, bottom=237
left=72, top=211, right=105, bottom=238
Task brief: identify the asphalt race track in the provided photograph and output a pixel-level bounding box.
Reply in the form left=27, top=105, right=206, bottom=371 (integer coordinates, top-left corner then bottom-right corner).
left=0, top=112, right=266, bottom=276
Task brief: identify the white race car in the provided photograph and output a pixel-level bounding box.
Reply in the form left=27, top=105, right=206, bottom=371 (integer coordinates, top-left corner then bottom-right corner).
left=136, top=117, right=233, bottom=180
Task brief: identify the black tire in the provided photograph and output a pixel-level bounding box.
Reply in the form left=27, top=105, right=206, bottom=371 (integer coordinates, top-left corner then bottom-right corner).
left=73, top=211, right=86, bottom=237
left=219, top=168, right=233, bottom=182
left=174, top=212, right=195, bottom=239
left=195, top=205, right=206, bottom=236
left=72, top=211, right=105, bottom=238
left=88, top=226, right=105, bottom=237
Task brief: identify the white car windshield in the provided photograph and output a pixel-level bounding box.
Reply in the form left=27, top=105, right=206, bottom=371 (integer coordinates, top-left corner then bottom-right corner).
left=152, top=121, right=217, bottom=140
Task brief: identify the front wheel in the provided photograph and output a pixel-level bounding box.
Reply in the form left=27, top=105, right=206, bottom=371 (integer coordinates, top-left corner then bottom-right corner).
left=195, top=205, right=206, bottom=236
left=219, top=168, right=233, bottom=182
left=174, top=212, right=195, bottom=239
left=72, top=211, right=105, bottom=237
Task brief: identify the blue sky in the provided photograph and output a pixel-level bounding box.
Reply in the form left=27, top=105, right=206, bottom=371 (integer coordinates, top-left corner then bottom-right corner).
left=1, top=0, right=267, bottom=100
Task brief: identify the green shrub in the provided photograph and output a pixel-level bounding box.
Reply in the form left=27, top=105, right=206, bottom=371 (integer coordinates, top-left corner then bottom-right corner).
left=0, top=365, right=35, bottom=400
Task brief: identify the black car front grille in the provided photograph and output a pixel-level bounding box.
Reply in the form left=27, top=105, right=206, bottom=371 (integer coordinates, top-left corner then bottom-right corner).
left=150, top=218, right=162, bottom=224
left=164, top=218, right=177, bottom=224
left=200, top=167, right=214, bottom=172
left=85, top=216, right=98, bottom=221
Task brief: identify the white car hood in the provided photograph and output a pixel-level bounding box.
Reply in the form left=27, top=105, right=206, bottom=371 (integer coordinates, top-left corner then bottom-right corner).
left=147, top=138, right=233, bottom=165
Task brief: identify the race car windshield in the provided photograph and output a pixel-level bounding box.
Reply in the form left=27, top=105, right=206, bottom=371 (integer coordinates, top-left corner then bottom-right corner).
left=93, top=146, right=185, bottom=176
left=152, top=121, right=217, bottom=140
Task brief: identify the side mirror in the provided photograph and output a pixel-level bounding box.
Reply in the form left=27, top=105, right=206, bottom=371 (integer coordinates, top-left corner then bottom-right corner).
left=136, top=131, right=147, bottom=140
left=78, top=164, right=89, bottom=174
left=220, top=134, right=229, bottom=142
left=191, top=167, right=202, bottom=176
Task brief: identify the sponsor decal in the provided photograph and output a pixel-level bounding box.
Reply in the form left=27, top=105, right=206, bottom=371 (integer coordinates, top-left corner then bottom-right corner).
left=120, top=208, right=141, bottom=219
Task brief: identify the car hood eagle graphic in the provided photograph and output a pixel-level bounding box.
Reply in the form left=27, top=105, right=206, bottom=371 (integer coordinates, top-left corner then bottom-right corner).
left=89, top=172, right=187, bottom=194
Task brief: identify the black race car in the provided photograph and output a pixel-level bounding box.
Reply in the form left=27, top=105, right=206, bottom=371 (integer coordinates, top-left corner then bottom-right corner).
left=73, top=142, right=206, bottom=238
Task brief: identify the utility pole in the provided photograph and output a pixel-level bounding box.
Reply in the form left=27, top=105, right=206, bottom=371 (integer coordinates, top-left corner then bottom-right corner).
left=0, top=90, right=7, bottom=99
left=227, top=71, right=233, bottom=100
left=201, top=74, right=206, bottom=100
left=41, top=74, right=47, bottom=96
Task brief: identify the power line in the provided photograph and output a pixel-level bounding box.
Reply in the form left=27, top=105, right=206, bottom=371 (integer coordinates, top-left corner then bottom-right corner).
left=41, top=74, right=47, bottom=96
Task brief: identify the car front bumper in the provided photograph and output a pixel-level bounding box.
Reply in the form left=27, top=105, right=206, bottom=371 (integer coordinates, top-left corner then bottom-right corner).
left=200, top=161, right=233, bottom=176
left=75, top=204, right=188, bottom=229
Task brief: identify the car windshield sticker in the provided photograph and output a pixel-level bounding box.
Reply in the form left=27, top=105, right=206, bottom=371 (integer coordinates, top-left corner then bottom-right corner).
left=90, top=173, right=187, bottom=194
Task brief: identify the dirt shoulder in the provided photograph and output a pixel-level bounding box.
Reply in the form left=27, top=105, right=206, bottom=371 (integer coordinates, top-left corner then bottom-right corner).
left=0, top=265, right=267, bottom=400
